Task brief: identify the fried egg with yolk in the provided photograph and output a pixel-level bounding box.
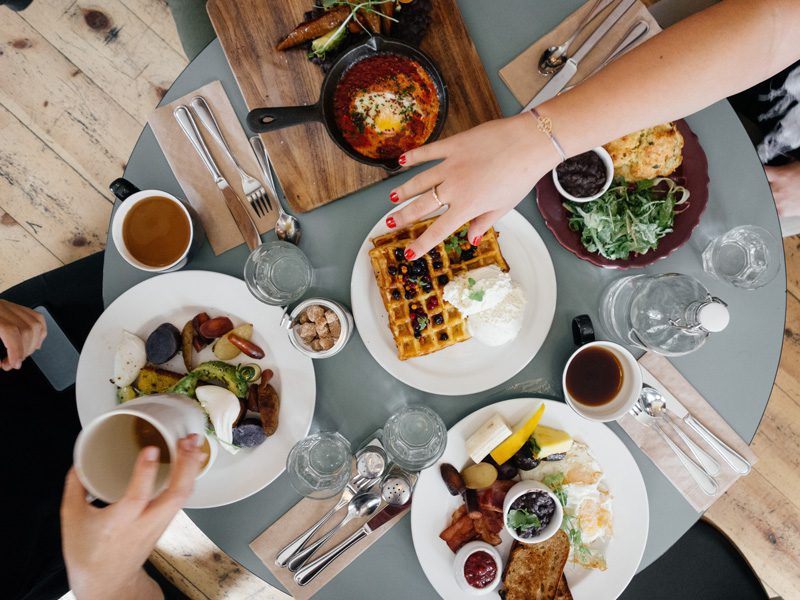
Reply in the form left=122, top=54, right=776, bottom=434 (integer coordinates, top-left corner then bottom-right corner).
left=352, top=91, right=417, bottom=135
left=520, top=441, right=613, bottom=569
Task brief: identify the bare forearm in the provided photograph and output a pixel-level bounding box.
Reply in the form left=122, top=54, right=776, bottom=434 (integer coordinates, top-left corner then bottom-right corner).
left=71, top=568, right=163, bottom=600
left=542, top=0, right=800, bottom=156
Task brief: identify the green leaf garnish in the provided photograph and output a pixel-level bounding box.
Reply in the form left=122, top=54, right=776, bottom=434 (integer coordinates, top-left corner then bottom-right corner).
left=507, top=508, right=541, bottom=532
left=468, top=289, right=485, bottom=302
left=467, top=277, right=476, bottom=287
left=543, top=472, right=565, bottom=489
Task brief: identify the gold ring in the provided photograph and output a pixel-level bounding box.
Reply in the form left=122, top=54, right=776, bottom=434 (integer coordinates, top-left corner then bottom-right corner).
left=432, top=185, right=444, bottom=208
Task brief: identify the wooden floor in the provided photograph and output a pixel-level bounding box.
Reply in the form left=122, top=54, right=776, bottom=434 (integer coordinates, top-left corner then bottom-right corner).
left=2, top=1, right=798, bottom=598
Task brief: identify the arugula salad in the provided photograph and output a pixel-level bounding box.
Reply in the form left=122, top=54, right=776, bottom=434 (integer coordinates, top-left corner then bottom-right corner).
left=563, top=177, right=690, bottom=261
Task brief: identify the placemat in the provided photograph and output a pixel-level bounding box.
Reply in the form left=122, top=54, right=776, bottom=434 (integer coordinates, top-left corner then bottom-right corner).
left=499, top=0, right=661, bottom=107
left=250, top=488, right=410, bottom=599
left=148, top=80, right=277, bottom=255
left=618, top=352, right=757, bottom=512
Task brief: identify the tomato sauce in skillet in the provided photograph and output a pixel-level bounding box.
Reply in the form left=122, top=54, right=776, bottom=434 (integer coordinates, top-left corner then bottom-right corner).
left=333, top=54, right=439, bottom=160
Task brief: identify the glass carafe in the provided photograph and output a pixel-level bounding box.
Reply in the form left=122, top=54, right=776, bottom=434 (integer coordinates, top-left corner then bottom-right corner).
left=598, top=273, right=729, bottom=356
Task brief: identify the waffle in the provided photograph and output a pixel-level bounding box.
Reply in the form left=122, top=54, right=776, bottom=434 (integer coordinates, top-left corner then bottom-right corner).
left=369, top=219, right=509, bottom=360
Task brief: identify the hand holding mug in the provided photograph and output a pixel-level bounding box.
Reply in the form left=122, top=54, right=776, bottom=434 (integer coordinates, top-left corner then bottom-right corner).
left=61, top=435, right=206, bottom=600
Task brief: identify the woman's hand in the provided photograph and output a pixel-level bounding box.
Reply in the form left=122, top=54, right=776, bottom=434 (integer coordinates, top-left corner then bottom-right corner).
left=61, top=435, right=207, bottom=600
left=387, top=112, right=559, bottom=259
left=0, top=300, right=47, bottom=371
left=765, top=162, right=800, bottom=219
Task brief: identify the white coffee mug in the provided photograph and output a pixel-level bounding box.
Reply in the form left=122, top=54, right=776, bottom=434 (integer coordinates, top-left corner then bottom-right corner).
left=73, top=394, right=207, bottom=503
left=110, top=189, right=195, bottom=273
left=562, top=341, right=642, bottom=422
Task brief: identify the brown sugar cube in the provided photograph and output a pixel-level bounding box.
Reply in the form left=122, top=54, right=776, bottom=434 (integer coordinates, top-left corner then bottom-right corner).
left=315, top=321, right=330, bottom=337
left=329, top=320, right=341, bottom=339
left=324, top=310, right=338, bottom=325
left=319, top=336, right=335, bottom=350
left=297, top=311, right=309, bottom=324
left=298, top=323, right=317, bottom=342
left=310, top=339, right=324, bottom=352
left=306, top=305, right=324, bottom=323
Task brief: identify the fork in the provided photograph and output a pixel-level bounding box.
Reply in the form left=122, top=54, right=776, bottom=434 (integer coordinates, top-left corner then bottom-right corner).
left=189, top=96, right=271, bottom=218
left=630, top=402, right=718, bottom=496
left=274, top=474, right=374, bottom=568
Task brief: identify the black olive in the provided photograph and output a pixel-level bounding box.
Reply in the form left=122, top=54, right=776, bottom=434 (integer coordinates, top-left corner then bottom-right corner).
left=544, top=452, right=567, bottom=462
left=512, top=443, right=541, bottom=471
left=494, top=460, right=519, bottom=481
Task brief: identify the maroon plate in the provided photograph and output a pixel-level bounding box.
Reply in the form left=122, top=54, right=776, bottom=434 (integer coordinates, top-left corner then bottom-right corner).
left=535, top=120, right=709, bottom=269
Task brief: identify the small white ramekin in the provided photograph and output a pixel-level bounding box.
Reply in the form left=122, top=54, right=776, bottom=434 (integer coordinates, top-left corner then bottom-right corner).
left=552, top=146, right=614, bottom=203
left=503, top=480, right=564, bottom=544
left=453, top=540, right=503, bottom=595
left=284, top=298, right=354, bottom=359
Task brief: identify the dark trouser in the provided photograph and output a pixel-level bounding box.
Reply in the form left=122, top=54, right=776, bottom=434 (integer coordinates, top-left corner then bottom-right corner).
left=3, top=253, right=185, bottom=600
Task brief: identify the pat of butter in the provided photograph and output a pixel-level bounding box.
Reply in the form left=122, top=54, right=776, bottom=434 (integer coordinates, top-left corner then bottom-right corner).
left=532, top=425, right=573, bottom=459
left=465, top=413, right=512, bottom=464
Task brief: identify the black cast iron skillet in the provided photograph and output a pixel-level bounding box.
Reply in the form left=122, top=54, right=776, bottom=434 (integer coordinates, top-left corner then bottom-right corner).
left=246, top=35, right=448, bottom=172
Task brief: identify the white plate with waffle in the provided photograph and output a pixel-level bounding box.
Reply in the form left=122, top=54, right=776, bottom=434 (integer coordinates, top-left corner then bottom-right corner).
left=351, top=202, right=557, bottom=395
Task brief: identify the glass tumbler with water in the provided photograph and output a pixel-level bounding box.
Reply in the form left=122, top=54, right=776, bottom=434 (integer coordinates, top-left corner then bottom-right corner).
left=382, top=405, right=447, bottom=471
left=702, top=225, right=780, bottom=290
left=244, top=241, right=312, bottom=305
left=286, top=432, right=352, bottom=499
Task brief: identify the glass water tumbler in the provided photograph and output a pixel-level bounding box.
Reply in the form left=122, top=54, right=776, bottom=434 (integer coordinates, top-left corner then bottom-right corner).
left=382, top=405, right=447, bottom=472
left=702, top=225, right=780, bottom=290
left=286, top=432, right=352, bottom=499
left=244, top=241, right=312, bottom=305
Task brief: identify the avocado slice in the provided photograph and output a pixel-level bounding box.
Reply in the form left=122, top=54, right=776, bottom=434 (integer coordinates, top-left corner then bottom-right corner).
left=169, top=361, right=249, bottom=399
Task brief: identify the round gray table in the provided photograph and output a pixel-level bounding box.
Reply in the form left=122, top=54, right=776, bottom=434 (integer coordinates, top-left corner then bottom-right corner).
left=104, top=1, right=786, bottom=597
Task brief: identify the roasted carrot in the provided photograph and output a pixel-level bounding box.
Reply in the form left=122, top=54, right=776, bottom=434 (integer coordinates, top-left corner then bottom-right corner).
left=276, top=6, right=350, bottom=51
left=379, top=1, right=395, bottom=34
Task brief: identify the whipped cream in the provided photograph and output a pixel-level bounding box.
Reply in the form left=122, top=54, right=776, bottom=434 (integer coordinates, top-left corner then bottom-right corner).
left=468, top=285, right=526, bottom=346
left=442, top=265, right=513, bottom=316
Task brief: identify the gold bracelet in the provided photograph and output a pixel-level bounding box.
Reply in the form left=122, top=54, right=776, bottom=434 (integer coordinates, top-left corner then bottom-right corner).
left=530, top=108, right=567, bottom=163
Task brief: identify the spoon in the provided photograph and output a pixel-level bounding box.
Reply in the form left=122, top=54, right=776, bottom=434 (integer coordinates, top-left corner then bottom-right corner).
left=286, top=491, right=381, bottom=572
left=538, top=0, right=613, bottom=75
left=249, top=135, right=302, bottom=244
left=640, top=386, right=721, bottom=476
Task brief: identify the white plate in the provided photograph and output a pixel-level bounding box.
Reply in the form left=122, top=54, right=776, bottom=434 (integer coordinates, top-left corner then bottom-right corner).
left=411, top=398, right=649, bottom=600
left=75, top=271, right=316, bottom=508
left=350, top=205, right=557, bottom=395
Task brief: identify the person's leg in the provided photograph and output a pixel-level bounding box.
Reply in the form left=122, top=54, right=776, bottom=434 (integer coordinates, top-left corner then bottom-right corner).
left=168, top=0, right=217, bottom=61
left=3, top=253, right=105, bottom=600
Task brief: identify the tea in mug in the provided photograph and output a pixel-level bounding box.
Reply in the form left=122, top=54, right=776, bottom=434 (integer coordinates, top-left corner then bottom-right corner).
left=122, top=197, right=191, bottom=268
left=565, top=345, right=623, bottom=407
left=133, top=416, right=170, bottom=464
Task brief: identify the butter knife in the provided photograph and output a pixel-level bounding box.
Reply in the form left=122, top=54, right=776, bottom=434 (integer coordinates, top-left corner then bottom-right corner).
left=174, top=105, right=261, bottom=251
left=522, top=0, right=637, bottom=111
left=641, top=368, right=751, bottom=475
left=293, top=502, right=408, bottom=586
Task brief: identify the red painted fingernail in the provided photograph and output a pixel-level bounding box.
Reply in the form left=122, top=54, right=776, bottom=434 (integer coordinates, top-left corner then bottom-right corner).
left=472, top=235, right=482, bottom=246
left=404, top=248, right=416, bottom=260
left=390, top=192, right=399, bottom=203
left=386, top=216, right=396, bottom=229
left=398, top=154, right=407, bottom=166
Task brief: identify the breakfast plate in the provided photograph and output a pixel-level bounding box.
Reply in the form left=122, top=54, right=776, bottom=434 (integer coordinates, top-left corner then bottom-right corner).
left=411, top=398, right=649, bottom=599
left=351, top=203, right=557, bottom=395
left=76, top=271, right=316, bottom=508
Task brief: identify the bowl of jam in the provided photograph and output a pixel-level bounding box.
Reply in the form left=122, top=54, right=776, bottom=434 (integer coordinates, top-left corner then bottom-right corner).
left=552, top=147, right=614, bottom=203
left=503, top=480, right=564, bottom=544
left=453, top=541, right=502, bottom=595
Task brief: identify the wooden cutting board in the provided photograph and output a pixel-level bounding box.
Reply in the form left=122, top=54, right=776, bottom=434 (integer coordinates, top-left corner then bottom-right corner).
left=207, top=0, right=501, bottom=213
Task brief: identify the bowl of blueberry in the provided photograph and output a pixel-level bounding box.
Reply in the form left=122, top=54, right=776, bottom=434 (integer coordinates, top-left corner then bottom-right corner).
left=502, top=480, right=563, bottom=544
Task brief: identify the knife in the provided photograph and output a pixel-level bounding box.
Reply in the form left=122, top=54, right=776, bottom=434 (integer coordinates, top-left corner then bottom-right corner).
left=293, top=501, right=410, bottom=586
left=522, top=0, right=637, bottom=111
left=641, top=368, right=751, bottom=475
left=174, top=105, right=261, bottom=251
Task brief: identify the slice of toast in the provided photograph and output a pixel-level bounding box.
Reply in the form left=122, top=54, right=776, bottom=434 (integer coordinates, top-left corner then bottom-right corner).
left=555, top=575, right=573, bottom=600
left=502, top=529, right=570, bottom=600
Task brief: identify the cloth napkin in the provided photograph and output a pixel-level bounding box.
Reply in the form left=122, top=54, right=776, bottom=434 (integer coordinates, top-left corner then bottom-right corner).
left=148, top=80, right=277, bottom=255
left=618, top=353, right=758, bottom=512
left=499, top=0, right=661, bottom=107
left=250, top=485, right=409, bottom=599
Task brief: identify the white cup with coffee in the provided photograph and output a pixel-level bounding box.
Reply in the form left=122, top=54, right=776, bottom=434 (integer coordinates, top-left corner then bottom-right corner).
left=73, top=394, right=208, bottom=503
left=110, top=189, right=195, bottom=273
left=562, top=341, right=642, bottom=422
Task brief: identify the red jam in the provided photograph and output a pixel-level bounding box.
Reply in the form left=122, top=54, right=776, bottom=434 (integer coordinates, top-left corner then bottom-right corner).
left=464, top=550, right=497, bottom=589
